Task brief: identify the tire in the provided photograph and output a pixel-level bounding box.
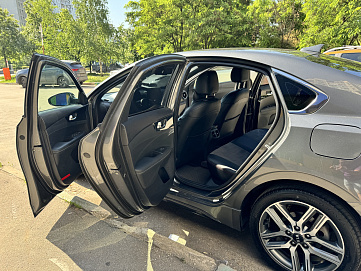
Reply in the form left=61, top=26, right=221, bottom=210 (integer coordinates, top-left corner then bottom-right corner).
left=57, top=76, right=69, bottom=87
left=79, top=81, right=83, bottom=85
left=249, top=187, right=361, bottom=271
left=20, top=76, right=27, bottom=88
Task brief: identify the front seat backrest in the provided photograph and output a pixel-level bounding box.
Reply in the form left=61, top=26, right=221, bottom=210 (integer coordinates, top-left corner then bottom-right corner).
left=213, top=67, right=250, bottom=142
left=176, top=71, right=221, bottom=167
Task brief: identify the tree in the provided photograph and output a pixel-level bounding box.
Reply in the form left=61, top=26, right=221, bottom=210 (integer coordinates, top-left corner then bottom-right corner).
left=247, top=0, right=304, bottom=48
left=73, top=0, right=112, bottom=74
left=23, top=0, right=59, bottom=56
left=0, top=8, right=30, bottom=68
left=109, top=25, right=136, bottom=64
left=53, top=9, right=84, bottom=61
left=300, top=0, right=361, bottom=48
left=125, top=0, right=251, bottom=57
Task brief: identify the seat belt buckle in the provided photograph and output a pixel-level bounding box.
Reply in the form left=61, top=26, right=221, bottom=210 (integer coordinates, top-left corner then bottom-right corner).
left=211, top=126, right=220, bottom=138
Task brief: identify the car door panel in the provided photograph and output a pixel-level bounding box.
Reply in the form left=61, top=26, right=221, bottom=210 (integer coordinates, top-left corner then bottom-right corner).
left=38, top=106, right=89, bottom=183
left=258, top=84, right=276, bottom=129
left=80, top=55, right=186, bottom=218
left=16, top=53, right=90, bottom=216
left=123, top=108, right=174, bottom=203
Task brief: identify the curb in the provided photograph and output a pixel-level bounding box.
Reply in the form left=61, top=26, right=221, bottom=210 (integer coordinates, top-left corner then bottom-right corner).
left=0, top=165, right=235, bottom=271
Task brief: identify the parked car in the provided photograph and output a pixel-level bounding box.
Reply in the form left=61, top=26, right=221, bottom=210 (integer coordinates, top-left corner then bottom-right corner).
left=91, top=62, right=123, bottom=73
left=17, top=49, right=361, bottom=271
left=324, top=45, right=361, bottom=63
left=16, top=60, right=87, bottom=88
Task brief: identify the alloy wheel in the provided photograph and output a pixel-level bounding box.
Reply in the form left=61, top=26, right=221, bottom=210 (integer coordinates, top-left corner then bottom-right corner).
left=58, top=76, right=68, bottom=87
left=258, top=200, right=345, bottom=271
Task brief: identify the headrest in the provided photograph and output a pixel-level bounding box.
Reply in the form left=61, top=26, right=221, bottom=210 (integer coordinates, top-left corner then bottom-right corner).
left=194, top=71, right=219, bottom=95
left=231, top=67, right=250, bottom=83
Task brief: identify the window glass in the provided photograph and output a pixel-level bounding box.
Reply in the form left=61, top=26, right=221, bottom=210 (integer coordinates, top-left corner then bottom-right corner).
left=341, top=53, right=361, bottom=63
left=259, top=76, right=273, bottom=100
left=213, top=67, right=232, bottom=83
left=101, top=80, right=126, bottom=103
left=275, top=74, right=316, bottom=111
left=129, top=64, right=177, bottom=115
left=38, top=64, right=80, bottom=112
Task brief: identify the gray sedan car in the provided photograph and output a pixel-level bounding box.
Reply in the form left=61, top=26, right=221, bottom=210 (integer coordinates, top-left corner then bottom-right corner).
left=16, top=60, right=87, bottom=88
left=17, top=49, right=361, bottom=271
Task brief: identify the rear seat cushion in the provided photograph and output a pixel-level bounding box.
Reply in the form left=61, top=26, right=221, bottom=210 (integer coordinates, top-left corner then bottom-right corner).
left=232, top=129, right=267, bottom=152
left=207, top=129, right=268, bottom=184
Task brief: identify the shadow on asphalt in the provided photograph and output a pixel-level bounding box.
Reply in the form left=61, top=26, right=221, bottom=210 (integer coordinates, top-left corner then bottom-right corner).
left=46, top=205, right=196, bottom=271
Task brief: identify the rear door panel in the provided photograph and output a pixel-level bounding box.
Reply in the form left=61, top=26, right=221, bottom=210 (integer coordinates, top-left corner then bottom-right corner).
left=80, top=55, right=186, bottom=218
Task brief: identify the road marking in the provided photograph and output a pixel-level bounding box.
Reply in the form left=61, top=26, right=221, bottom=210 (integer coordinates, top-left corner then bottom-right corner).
left=147, top=229, right=155, bottom=271
left=49, top=258, right=70, bottom=271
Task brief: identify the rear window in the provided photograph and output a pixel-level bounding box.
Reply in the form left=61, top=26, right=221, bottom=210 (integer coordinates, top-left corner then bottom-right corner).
left=276, top=74, right=316, bottom=111
left=341, top=53, right=361, bottom=63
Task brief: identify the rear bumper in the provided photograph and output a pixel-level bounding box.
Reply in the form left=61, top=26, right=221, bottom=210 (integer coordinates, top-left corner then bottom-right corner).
left=75, top=73, right=88, bottom=83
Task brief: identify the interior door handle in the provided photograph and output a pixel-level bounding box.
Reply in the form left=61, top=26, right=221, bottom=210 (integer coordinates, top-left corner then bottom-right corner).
left=154, top=119, right=167, bottom=131
left=69, top=113, right=77, bottom=121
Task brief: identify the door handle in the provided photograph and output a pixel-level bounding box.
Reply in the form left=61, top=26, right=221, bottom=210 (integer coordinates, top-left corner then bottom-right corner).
left=69, top=113, right=77, bottom=121
left=154, top=119, right=167, bottom=131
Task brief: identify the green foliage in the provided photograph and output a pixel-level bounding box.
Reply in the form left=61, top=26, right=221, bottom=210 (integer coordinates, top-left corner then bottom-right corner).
left=0, top=8, right=32, bottom=67
left=246, top=0, right=304, bottom=48
left=300, top=0, right=361, bottom=48
left=125, top=0, right=251, bottom=57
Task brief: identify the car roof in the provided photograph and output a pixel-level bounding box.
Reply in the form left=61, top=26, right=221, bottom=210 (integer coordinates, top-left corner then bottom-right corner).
left=176, top=48, right=361, bottom=78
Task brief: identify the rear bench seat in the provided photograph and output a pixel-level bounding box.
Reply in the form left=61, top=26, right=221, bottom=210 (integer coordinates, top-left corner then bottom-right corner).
left=207, top=129, right=267, bottom=184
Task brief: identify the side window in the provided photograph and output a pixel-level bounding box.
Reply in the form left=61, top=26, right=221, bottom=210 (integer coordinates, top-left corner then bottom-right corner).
left=259, top=76, right=273, bottom=99
left=38, top=64, right=80, bottom=112
left=275, top=74, right=316, bottom=111
left=101, top=77, right=127, bottom=103
left=341, top=53, right=361, bottom=63
left=129, top=64, right=177, bottom=115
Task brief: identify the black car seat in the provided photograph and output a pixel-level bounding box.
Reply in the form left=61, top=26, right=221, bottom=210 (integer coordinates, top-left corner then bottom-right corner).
left=176, top=71, right=221, bottom=167
left=213, top=67, right=250, bottom=143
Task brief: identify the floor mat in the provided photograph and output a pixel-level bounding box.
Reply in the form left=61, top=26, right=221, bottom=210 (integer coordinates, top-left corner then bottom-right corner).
left=176, top=165, right=211, bottom=186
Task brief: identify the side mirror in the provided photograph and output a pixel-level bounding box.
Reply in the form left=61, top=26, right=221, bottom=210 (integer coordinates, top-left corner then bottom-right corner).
left=48, top=92, right=78, bottom=106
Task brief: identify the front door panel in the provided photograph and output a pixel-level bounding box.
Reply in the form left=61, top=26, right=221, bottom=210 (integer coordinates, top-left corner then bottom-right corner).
left=16, top=54, right=88, bottom=216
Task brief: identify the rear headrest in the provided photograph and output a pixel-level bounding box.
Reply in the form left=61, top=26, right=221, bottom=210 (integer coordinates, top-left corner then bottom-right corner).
left=194, top=71, right=219, bottom=95
left=231, top=67, right=250, bottom=83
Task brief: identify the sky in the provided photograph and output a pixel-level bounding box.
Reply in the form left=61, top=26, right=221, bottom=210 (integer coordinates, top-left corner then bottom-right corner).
left=107, top=0, right=130, bottom=28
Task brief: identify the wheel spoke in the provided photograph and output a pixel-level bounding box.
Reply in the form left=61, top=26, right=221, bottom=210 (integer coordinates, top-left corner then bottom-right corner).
left=297, top=206, right=316, bottom=228
left=274, top=202, right=296, bottom=227
left=290, top=246, right=301, bottom=271
left=309, top=214, right=328, bottom=235
left=310, top=236, right=344, bottom=255
left=265, top=207, right=289, bottom=231
left=260, top=230, right=289, bottom=240
left=308, top=244, right=342, bottom=266
left=303, top=250, right=312, bottom=271
left=266, top=240, right=291, bottom=250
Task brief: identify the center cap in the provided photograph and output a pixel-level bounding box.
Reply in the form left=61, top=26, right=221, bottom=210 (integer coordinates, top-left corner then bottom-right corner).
left=293, top=233, right=304, bottom=243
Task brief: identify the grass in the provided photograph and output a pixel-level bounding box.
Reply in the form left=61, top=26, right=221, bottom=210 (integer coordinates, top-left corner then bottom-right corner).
left=0, top=76, right=16, bottom=84
left=86, top=73, right=110, bottom=83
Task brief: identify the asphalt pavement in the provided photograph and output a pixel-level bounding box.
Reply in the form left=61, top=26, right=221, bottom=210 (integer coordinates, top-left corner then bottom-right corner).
left=0, top=84, right=273, bottom=270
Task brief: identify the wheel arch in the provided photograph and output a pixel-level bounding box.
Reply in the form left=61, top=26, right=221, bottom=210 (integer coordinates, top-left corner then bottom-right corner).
left=238, top=176, right=361, bottom=230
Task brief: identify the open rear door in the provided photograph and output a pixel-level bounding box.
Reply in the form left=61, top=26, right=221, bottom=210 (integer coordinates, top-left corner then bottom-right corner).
left=16, top=54, right=89, bottom=216
left=80, top=55, right=186, bottom=218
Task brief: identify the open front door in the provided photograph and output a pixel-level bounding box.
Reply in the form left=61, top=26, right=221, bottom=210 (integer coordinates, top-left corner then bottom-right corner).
left=16, top=54, right=89, bottom=216
left=80, top=55, right=186, bottom=218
